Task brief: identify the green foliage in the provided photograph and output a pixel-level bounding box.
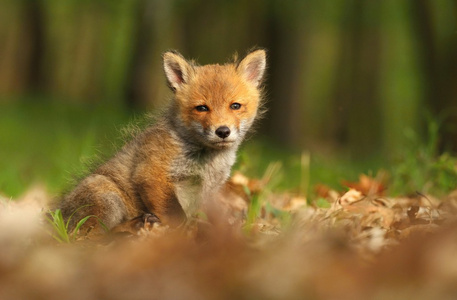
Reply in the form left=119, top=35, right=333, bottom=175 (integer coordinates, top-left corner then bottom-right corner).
left=46, top=208, right=89, bottom=243
left=2, top=0, right=457, bottom=160
left=0, top=98, right=133, bottom=197
left=47, top=205, right=108, bottom=243
left=238, top=138, right=384, bottom=196
left=299, top=151, right=311, bottom=198
left=243, top=162, right=285, bottom=231
left=264, top=201, right=291, bottom=228
left=314, top=198, right=331, bottom=209
left=244, top=186, right=261, bottom=231
left=391, top=119, right=457, bottom=196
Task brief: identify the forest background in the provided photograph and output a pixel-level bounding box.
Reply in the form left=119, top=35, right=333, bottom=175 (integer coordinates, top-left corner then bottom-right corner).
left=1, top=0, right=456, bottom=197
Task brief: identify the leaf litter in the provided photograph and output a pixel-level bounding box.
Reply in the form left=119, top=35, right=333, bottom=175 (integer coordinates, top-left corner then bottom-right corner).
left=1, top=171, right=457, bottom=300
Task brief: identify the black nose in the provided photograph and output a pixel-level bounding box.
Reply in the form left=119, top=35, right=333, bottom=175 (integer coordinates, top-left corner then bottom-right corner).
left=215, top=126, right=231, bottom=139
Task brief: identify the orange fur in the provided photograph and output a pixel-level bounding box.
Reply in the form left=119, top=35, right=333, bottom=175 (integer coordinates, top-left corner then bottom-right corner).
left=59, top=49, right=267, bottom=236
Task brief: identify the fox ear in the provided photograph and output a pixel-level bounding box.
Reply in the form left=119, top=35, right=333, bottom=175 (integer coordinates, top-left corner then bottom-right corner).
left=163, top=51, right=194, bottom=91
left=237, top=49, right=266, bottom=87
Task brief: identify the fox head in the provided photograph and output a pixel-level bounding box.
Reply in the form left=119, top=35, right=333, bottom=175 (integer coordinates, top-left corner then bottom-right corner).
left=163, top=49, right=266, bottom=150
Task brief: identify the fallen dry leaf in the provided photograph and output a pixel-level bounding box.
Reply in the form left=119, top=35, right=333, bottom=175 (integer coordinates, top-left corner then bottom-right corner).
left=339, top=189, right=364, bottom=206
left=342, top=173, right=387, bottom=196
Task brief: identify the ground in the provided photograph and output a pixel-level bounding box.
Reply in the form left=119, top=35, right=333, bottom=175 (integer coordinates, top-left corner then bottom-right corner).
left=1, top=171, right=457, bottom=300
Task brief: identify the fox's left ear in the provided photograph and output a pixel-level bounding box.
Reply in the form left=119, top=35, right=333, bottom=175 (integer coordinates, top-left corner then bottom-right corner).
left=163, top=51, right=194, bottom=91
left=237, top=49, right=267, bottom=87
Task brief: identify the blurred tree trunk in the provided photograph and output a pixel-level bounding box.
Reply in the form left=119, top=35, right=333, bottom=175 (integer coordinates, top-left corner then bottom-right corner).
left=101, top=0, right=138, bottom=103
left=128, top=0, right=270, bottom=109
left=41, top=1, right=99, bottom=100
left=40, top=0, right=137, bottom=104
left=330, top=0, right=382, bottom=158
left=126, top=0, right=182, bottom=109
left=1, top=0, right=456, bottom=157
left=262, top=0, right=311, bottom=149
left=25, top=1, right=44, bottom=93
left=297, top=2, right=346, bottom=153
left=0, top=1, right=36, bottom=99
left=180, top=0, right=268, bottom=62
left=378, top=0, right=422, bottom=160
left=410, top=0, right=457, bottom=152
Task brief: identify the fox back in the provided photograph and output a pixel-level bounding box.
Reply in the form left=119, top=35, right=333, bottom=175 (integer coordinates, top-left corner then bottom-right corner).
left=60, top=49, right=267, bottom=236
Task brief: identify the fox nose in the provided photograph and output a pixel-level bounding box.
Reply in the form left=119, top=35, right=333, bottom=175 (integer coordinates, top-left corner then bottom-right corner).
left=215, top=126, right=231, bottom=139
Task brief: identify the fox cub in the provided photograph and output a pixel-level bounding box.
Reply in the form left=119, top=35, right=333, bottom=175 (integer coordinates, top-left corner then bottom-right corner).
left=60, top=49, right=267, bottom=235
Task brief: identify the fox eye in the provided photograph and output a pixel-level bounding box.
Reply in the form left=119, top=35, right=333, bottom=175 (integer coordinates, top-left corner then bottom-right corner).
left=195, top=105, right=209, bottom=112
left=230, top=103, right=242, bottom=110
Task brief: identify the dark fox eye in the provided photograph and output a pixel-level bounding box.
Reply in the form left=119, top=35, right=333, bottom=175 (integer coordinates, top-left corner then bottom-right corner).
left=230, top=103, right=241, bottom=110
left=195, top=105, right=209, bottom=112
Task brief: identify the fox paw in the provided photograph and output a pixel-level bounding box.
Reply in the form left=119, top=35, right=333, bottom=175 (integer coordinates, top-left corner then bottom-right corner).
left=135, top=213, right=161, bottom=231
left=111, top=213, right=161, bottom=236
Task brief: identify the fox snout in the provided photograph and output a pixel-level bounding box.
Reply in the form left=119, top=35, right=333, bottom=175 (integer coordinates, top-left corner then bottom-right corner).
left=215, top=126, right=231, bottom=139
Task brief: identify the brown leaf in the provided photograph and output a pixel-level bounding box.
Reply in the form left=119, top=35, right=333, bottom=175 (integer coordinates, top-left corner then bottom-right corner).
left=315, top=184, right=332, bottom=198
left=341, top=173, right=386, bottom=196
left=339, top=189, right=364, bottom=206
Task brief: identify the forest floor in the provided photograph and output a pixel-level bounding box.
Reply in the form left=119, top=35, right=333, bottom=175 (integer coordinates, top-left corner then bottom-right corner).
left=1, top=171, right=457, bottom=300
left=2, top=101, right=457, bottom=299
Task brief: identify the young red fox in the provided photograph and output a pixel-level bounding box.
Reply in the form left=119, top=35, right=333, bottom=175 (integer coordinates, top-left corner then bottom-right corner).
left=60, top=49, right=267, bottom=235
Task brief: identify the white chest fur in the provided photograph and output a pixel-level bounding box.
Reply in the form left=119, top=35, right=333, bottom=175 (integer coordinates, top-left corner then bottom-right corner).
left=170, top=148, right=237, bottom=218
left=174, top=179, right=202, bottom=217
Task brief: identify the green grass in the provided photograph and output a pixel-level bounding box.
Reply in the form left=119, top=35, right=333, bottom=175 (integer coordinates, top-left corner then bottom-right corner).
left=47, top=206, right=109, bottom=242
left=390, top=118, right=457, bottom=196
left=1, top=97, right=454, bottom=202
left=237, top=137, right=384, bottom=197
left=1, top=97, right=379, bottom=199
left=0, top=97, right=133, bottom=197
left=46, top=208, right=90, bottom=243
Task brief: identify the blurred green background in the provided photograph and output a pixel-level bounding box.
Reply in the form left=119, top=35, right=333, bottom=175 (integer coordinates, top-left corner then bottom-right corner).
left=1, top=0, right=456, bottom=198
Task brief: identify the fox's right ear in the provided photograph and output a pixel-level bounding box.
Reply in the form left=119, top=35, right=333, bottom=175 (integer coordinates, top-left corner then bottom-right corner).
left=163, top=51, right=194, bottom=91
